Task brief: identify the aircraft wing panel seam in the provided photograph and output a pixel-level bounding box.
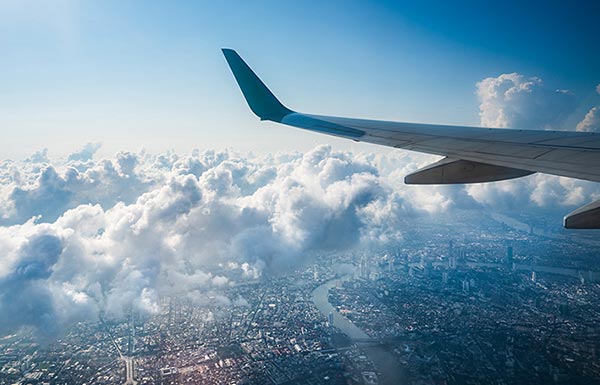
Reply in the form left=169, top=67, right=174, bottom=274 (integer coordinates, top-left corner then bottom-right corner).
left=361, top=129, right=600, bottom=153
left=331, top=120, right=600, bottom=151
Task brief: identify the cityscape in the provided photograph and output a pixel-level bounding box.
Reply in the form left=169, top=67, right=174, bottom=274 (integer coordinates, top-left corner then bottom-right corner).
left=2, top=213, right=599, bottom=385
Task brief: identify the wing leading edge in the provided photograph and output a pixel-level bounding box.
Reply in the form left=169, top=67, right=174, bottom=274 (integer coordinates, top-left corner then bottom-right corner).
left=222, top=49, right=600, bottom=229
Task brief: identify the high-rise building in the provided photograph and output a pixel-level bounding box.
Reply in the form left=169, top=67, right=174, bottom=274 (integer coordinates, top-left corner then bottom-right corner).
left=506, top=246, right=514, bottom=265
left=359, top=256, right=367, bottom=279
left=449, top=255, right=457, bottom=269
left=425, top=259, right=432, bottom=277
left=442, top=271, right=448, bottom=285
left=328, top=312, right=334, bottom=327
left=531, top=271, right=537, bottom=283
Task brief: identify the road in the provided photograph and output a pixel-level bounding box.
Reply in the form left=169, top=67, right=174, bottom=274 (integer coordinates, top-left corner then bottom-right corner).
left=123, top=356, right=137, bottom=385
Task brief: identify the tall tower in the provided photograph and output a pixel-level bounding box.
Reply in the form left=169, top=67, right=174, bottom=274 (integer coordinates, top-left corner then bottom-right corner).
left=449, top=255, right=456, bottom=269
left=359, top=256, right=367, bottom=279
left=506, top=246, right=514, bottom=265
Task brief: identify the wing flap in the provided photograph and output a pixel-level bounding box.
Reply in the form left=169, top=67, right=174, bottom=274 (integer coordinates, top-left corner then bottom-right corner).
left=405, top=158, right=535, bottom=184
left=564, top=199, right=600, bottom=229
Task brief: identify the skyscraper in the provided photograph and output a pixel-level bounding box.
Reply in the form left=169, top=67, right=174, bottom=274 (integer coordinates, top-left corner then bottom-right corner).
left=359, top=256, right=366, bottom=279
left=506, top=246, right=514, bottom=265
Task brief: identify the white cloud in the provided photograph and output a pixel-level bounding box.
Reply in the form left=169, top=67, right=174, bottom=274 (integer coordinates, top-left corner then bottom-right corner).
left=576, top=106, right=600, bottom=132
left=26, top=148, right=49, bottom=164
left=476, top=73, right=575, bottom=129
left=0, top=145, right=418, bottom=337
left=465, top=174, right=600, bottom=211
left=67, top=142, right=101, bottom=162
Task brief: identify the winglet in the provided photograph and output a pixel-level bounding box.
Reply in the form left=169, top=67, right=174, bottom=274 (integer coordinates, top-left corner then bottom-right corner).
left=222, top=49, right=293, bottom=122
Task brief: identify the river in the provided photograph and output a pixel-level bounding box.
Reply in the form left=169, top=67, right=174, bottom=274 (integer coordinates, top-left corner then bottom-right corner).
left=311, top=277, right=406, bottom=385
left=491, top=212, right=600, bottom=247
left=310, top=257, right=598, bottom=385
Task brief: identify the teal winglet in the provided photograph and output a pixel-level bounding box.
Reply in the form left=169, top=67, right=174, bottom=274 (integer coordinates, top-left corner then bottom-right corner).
left=222, top=49, right=293, bottom=122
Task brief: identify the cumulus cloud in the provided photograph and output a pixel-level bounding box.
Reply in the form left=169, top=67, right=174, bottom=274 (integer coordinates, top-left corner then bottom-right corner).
left=576, top=106, right=600, bottom=132
left=476, top=73, right=575, bottom=129
left=67, top=142, right=102, bottom=162
left=1, top=150, right=155, bottom=225
left=26, top=148, right=49, bottom=164
left=465, top=174, right=600, bottom=211
left=0, top=145, right=417, bottom=337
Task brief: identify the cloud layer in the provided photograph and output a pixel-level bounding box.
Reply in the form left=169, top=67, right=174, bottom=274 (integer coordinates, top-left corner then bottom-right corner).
left=1, top=73, right=600, bottom=338
left=0, top=145, right=418, bottom=337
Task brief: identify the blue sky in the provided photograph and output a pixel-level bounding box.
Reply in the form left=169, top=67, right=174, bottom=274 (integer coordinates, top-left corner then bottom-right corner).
left=1, top=0, right=598, bottom=158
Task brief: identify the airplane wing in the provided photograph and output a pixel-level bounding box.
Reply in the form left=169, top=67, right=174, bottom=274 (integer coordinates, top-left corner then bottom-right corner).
left=222, top=49, right=600, bottom=229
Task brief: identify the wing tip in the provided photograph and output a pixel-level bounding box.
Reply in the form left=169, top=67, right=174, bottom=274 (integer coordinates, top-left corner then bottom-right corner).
left=222, top=48, right=292, bottom=122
